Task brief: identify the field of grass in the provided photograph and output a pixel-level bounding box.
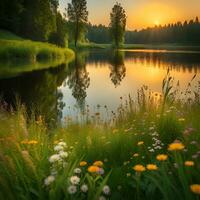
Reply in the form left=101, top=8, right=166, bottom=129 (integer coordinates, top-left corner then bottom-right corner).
left=0, top=30, right=74, bottom=62
left=0, top=73, right=200, bottom=200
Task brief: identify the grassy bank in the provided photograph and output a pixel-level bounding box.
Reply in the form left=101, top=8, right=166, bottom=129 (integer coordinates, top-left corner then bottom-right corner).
left=0, top=30, right=74, bottom=62
left=75, top=42, right=200, bottom=51
left=0, top=73, right=200, bottom=200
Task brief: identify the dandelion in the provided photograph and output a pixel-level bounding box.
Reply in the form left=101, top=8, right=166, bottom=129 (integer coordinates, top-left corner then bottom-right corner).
left=137, top=141, right=144, bottom=146
left=44, top=175, right=55, bottom=186
left=74, top=168, right=82, bottom=174
left=70, top=176, right=80, bottom=185
left=133, top=164, right=146, bottom=172
left=156, top=154, right=168, bottom=161
left=168, top=142, right=185, bottom=151
left=68, top=185, right=77, bottom=194
left=93, top=161, right=103, bottom=167
left=102, top=185, right=110, bottom=195
left=28, top=140, right=38, bottom=145
left=146, top=164, right=158, bottom=171
left=49, top=154, right=60, bottom=163
left=80, top=161, right=87, bottom=167
left=81, top=184, right=88, bottom=193
left=88, top=165, right=100, bottom=173
left=190, top=184, right=200, bottom=195
left=133, top=153, right=139, bottom=157
left=185, top=161, right=194, bottom=167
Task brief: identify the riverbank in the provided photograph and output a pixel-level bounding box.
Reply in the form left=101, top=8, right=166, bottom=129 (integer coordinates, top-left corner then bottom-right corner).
left=0, top=30, right=74, bottom=62
left=0, top=74, right=200, bottom=200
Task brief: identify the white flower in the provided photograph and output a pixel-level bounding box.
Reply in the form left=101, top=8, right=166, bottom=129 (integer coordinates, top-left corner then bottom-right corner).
left=58, top=141, right=67, bottom=147
left=97, top=168, right=104, bottom=175
left=44, top=175, right=55, bottom=186
left=54, top=145, right=64, bottom=152
left=81, top=184, right=88, bottom=193
left=67, top=185, right=77, bottom=194
left=99, top=196, right=106, bottom=200
left=102, top=185, right=110, bottom=195
left=59, top=151, right=68, bottom=158
left=49, top=154, right=60, bottom=163
left=70, top=176, right=80, bottom=185
left=74, top=168, right=82, bottom=174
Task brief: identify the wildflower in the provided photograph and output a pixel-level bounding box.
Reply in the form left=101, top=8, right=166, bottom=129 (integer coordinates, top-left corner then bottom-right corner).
left=74, top=168, right=82, bottom=174
left=80, top=161, right=87, bottom=167
left=168, top=142, right=185, bottom=151
left=67, top=185, right=77, bottom=194
left=190, top=184, right=200, bottom=195
left=93, top=161, right=103, bottom=167
left=146, top=164, right=158, bottom=171
left=28, top=140, right=38, bottom=145
left=156, top=154, right=168, bottom=161
left=133, top=164, right=146, bottom=172
left=97, top=168, right=105, bottom=175
left=59, top=151, right=68, bottom=158
left=54, top=145, right=64, bottom=152
left=88, top=165, right=100, bottom=173
left=102, top=185, right=110, bottom=195
left=185, top=161, right=194, bottom=167
left=49, top=154, right=60, bottom=163
left=44, top=175, right=55, bottom=186
left=81, top=184, right=88, bottom=193
left=21, top=140, right=29, bottom=144
left=137, top=141, right=144, bottom=146
left=133, top=153, right=139, bottom=157
left=70, top=176, right=80, bottom=185
left=58, top=141, right=67, bottom=147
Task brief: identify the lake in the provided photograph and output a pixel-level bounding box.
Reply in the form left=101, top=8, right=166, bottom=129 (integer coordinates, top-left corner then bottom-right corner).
left=0, top=49, right=200, bottom=126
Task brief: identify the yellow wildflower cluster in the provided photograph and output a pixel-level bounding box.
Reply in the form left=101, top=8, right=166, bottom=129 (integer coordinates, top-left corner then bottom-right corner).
left=93, top=161, right=103, bottom=167
left=156, top=154, right=168, bottom=161
left=190, top=184, right=200, bottom=195
left=88, top=165, right=100, bottom=173
left=185, top=161, right=194, bottom=167
left=168, top=142, right=185, bottom=151
left=80, top=161, right=87, bottom=167
left=146, top=164, right=158, bottom=171
left=21, top=140, right=38, bottom=145
left=133, top=164, right=146, bottom=172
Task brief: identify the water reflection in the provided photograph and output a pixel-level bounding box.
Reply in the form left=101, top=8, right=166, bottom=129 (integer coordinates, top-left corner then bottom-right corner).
left=109, top=51, right=126, bottom=87
left=67, top=51, right=90, bottom=110
left=0, top=64, right=68, bottom=127
left=0, top=49, right=200, bottom=125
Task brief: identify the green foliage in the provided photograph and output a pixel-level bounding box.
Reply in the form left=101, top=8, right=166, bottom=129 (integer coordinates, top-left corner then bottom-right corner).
left=67, top=0, right=88, bottom=47
left=110, top=3, right=126, bottom=48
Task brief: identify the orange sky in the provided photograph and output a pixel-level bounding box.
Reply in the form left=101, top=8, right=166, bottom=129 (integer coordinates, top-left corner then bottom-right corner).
left=60, top=0, right=200, bottom=30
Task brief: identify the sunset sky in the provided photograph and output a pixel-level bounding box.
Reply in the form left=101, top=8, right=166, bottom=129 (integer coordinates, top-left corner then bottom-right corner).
left=60, top=0, right=200, bottom=30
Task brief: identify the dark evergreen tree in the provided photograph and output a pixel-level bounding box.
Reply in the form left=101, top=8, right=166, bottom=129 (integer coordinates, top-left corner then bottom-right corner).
left=67, top=0, right=88, bottom=47
left=110, top=2, right=126, bottom=48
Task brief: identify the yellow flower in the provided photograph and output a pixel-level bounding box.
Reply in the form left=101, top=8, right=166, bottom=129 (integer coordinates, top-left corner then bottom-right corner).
left=137, top=141, right=144, bottom=146
left=133, top=164, right=146, bottom=172
left=190, top=184, right=200, bottom=195
left=133, top=153, right=139, bottom=157
left=21, top=140, right=29, bottom=144
left=93, top=161, right=103, bottom=167
left=88, top=165, right=100, bottom=173
left=168, top=142, right=185, bottom=151
left=80, top=161, right=87, bottom=167
left=28, top=140, right=38, bottom=145
left=185, top=161, right=194, bottom=167
left=156, top=154, right=168, bottom=161
left=146, top=164, right=158, bottom=171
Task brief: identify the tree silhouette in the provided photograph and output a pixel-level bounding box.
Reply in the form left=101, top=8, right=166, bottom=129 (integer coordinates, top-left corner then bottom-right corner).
left=110, top=2, right=126, bottom=48
left=67, top=52, right=90, bottom=109
left=109, top=50, right=126, bottom=87
left=67, top=0, right=88, bottom=47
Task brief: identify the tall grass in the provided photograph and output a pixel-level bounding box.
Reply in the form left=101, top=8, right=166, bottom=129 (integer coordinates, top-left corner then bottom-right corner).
left=0, top=76, right=200, bottom=200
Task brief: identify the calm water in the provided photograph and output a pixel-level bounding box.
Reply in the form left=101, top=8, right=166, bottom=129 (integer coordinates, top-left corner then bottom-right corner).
left=0, top=49, right=200, bottom=125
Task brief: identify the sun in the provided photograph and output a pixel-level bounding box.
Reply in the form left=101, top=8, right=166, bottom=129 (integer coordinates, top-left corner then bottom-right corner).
left=154, top=20, right=160, bottom=26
